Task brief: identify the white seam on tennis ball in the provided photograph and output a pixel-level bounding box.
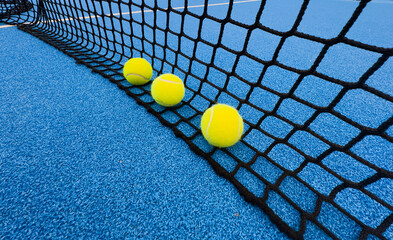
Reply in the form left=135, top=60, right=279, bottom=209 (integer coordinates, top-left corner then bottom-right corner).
left=159, top=77, right=183, bottom=84
left=126, top=73, right=149, bottom=81
left=206, top=108, right=214, bottom=144
left=155, top=99, right=171, bottom=107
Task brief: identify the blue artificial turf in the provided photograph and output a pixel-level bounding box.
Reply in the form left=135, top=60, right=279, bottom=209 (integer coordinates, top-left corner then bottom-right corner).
left=0, top=26, right=289, bottom=239
left=1, top=0, right=393, bottom=238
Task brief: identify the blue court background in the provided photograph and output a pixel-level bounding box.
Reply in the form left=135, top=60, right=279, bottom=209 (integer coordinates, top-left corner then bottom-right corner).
left=0, top=26, right=289, bottom=239
left=1, top=0, right=393, bottom=239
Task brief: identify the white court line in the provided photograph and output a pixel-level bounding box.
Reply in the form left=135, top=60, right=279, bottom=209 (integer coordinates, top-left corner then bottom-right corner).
left=340, top=0, right=393, bottom=3
left=0, top=24, right=16, bottom=29
left=0, top=0, right=261, bottom=29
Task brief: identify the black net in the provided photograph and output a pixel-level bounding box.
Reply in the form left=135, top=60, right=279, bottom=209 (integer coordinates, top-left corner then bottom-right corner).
left=2, top=0, right=393, bottom=239
left=0, top=0, right=32, bottom=22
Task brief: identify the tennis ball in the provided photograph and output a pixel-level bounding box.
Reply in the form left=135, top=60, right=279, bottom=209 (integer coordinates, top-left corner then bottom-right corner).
left=200, top=104, right=244, bottom=148
left=151, top=73, right=185, bottom=107
left=123, top=58, right=153, bottom=85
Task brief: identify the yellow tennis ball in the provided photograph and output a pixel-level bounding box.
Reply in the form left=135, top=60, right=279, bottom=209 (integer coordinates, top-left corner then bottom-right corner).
left=151, top=73, right=185, bottom=107
left=123, top=58, right=153, bottom=85
left=200, top=104, right=244, bottom=148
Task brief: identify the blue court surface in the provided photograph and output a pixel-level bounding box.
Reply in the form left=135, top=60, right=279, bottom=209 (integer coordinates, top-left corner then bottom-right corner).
left=1, top=0, right=393, bottom=239
left=0, top=26, right=289, bottom=239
